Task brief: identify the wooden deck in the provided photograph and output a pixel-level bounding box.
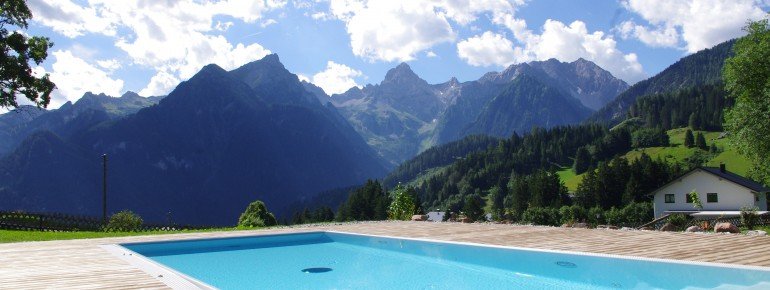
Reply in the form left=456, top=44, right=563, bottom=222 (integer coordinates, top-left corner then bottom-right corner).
left=1, top=221, right=769, bottom=289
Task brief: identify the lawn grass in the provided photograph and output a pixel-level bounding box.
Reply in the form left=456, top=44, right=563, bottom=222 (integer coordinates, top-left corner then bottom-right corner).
left=624, top=127, right=751, bottom=176
left=558, top=127, right=753, bottom=192
left=0, top=227, right=240, bottom=243
left=556, top=167, right=582, bottom=192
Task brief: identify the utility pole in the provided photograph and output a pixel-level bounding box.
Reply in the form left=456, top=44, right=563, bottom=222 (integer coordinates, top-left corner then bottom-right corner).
left=102, top=154, right=108, bottom=224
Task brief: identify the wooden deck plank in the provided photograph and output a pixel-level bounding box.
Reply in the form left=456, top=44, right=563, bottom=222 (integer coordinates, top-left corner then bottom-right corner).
left=1, top=222, right=769, bottom=289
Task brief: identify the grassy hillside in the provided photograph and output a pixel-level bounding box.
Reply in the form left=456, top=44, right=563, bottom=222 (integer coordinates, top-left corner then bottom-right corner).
left=558, top=127, right=751, bottom=192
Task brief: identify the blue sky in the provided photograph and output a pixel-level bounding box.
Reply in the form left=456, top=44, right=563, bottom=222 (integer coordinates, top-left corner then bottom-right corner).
left=23, top=0, right=769, bottom=108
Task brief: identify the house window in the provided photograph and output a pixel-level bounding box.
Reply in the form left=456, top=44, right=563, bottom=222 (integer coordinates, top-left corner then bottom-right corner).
left=707, top=193, right=718, bottom=203
left=686, top=194, right=693, bottom=203
left=665, top=194, right=675, bottom=203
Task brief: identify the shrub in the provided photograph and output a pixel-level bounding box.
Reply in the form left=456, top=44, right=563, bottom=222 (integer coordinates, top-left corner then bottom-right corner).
left=521, top=207, right=561, bottom=226
left=559, top=205, right=587, bottom=225
left=667, top=213, right=688, bottom=230
left=588, top=206, right=605, bottom=226
left=106, top=210, right=143, bottom=232
left=388, top=185, right=419, bottom=221
left=632, top=127, right=669, bottom=148
left=688, top=190, right=703, bottom=210
left=604, top=207, right=624, bottom=226
left=741, top=206, right=760, bottom=230
left=238, top=200, right=277, bottom=228
left=622, top=202, right=653, bottom=226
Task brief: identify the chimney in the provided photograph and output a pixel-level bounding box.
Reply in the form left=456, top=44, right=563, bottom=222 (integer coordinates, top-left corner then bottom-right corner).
left=720, top=163, right=726, bottom=173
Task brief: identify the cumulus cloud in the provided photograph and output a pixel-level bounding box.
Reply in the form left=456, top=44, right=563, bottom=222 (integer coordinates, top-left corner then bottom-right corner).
left=330, top=0, right=455, bottom=62
left=328, top=0, right=523, bottom=62
left=47, top=50, right=124, bottom=107
left=26, top=0, right=116, bottom=37
left=139, top=70, right=180, bottom=97
left=617, top=21, right=679, bottom=48
left=488, top=15, right=646, bottom=83
left=309, top=61, right=363, bottom=95
left=457, top=31, right=517, bottom=67
left=96, top=59, right=121, bottom=72
left=29, top=0, right=282, bottom=99
left=622, top=0, right=768, bottom=52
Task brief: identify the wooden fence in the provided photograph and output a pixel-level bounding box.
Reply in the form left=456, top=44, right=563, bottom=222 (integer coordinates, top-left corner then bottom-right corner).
left=0, top=211, right=206, bottom=232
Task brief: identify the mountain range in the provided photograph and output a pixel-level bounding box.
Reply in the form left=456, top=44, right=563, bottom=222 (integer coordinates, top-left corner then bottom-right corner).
left=0, top=92, right=162, bottom=156
left=331, top=58, right=628, bottom=166
left=0, top=38, right=735, bottom=225
left=0, top=55, right=385, bottom=225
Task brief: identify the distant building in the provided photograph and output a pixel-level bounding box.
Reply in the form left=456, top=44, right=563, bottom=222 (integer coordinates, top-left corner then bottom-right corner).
left=651, top=164, right=769, bottom=218
left=426, top=211, right=445, bottom=222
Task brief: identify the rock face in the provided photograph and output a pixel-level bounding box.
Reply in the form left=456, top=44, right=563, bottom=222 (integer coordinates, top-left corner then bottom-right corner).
left=572, top=222, right=588, bottom=228
left=746, top=230, right=767, bottom=236
left=660, top=223, right=678, bottom=232
left=685, top=225, right=704, bottom=232
left=714, top=222, right=740, bottom=233
left=461, top=74, right=593, bottom=139
left=527, top=58, right=629, bottom=110
left=411, top=215, right=428, bottom=221
left=331, top=63, right=448, bottom=167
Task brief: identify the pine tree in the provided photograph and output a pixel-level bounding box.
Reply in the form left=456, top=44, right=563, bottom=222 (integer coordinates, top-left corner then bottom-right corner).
left=695, top=132, right=707, bottom=150
left=688, top=112, right=700, bottom=130
left=462, top=194, right=486, bottom=222
left=573, top=146, right=592, bottom=174
left=684, top=129, right=695, bottom=148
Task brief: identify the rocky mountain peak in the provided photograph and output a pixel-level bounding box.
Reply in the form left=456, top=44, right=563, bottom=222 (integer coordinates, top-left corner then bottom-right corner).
left=383, top=62, right=425, bottom=85
left=120, top=91, right=142, bottom=99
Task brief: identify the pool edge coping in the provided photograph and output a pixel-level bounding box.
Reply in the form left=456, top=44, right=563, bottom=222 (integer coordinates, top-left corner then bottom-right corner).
left=101, top=243, right=216, bottom=289
left=324, top=230, right=770, bottom=272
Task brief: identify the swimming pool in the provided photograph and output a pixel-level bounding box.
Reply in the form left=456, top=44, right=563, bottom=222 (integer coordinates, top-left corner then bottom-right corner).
left=111, top=231, right=770, bottom=289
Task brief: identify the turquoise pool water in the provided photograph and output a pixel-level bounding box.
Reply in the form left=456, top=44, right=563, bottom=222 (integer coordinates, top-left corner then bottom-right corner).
left=121, top=232, right=770, bottom=289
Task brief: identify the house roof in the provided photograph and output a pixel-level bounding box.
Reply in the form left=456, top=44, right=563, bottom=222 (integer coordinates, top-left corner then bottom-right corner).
left=699, top=167, right=770, bottom=192
left=651, top=166, right=770, bottom=196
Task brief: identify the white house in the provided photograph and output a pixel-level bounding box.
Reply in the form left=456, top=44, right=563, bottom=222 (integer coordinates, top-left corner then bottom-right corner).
left=651, top=164, right=769, bottom=218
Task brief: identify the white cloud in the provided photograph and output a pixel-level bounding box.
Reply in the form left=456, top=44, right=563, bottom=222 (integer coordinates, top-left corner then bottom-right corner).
left=29, top=0, right=282, bottom=102
left=328, top=0, right=524, bottom=62
left=310, top=12, right=332, bottom=20
left=215, top=21, right=234, bottom=31
left=309, top=61, right=363, bottom=95
left=457, top=31, right=517, bottom=67
left=330, top=0, right=455, bottom=62
left=622, top=0, right=768, bottom=52
left=490, top=16, right=645, bottom=83
left=296, top=74, right=311, bottom=82
left=426, top=51, right=438, bottom=58
left=139, top=70, right=180, bottom=97
left=96, top=59, right=121, bottom=72
left=47, top=50, right=124, bottom=107
left=433, top=0, right=522, bottom=25
left=261, top=19, right=278, bottom=27
left=617, top=21, right=679, bottom=48
left=26, top=0, right=116, bottom=37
